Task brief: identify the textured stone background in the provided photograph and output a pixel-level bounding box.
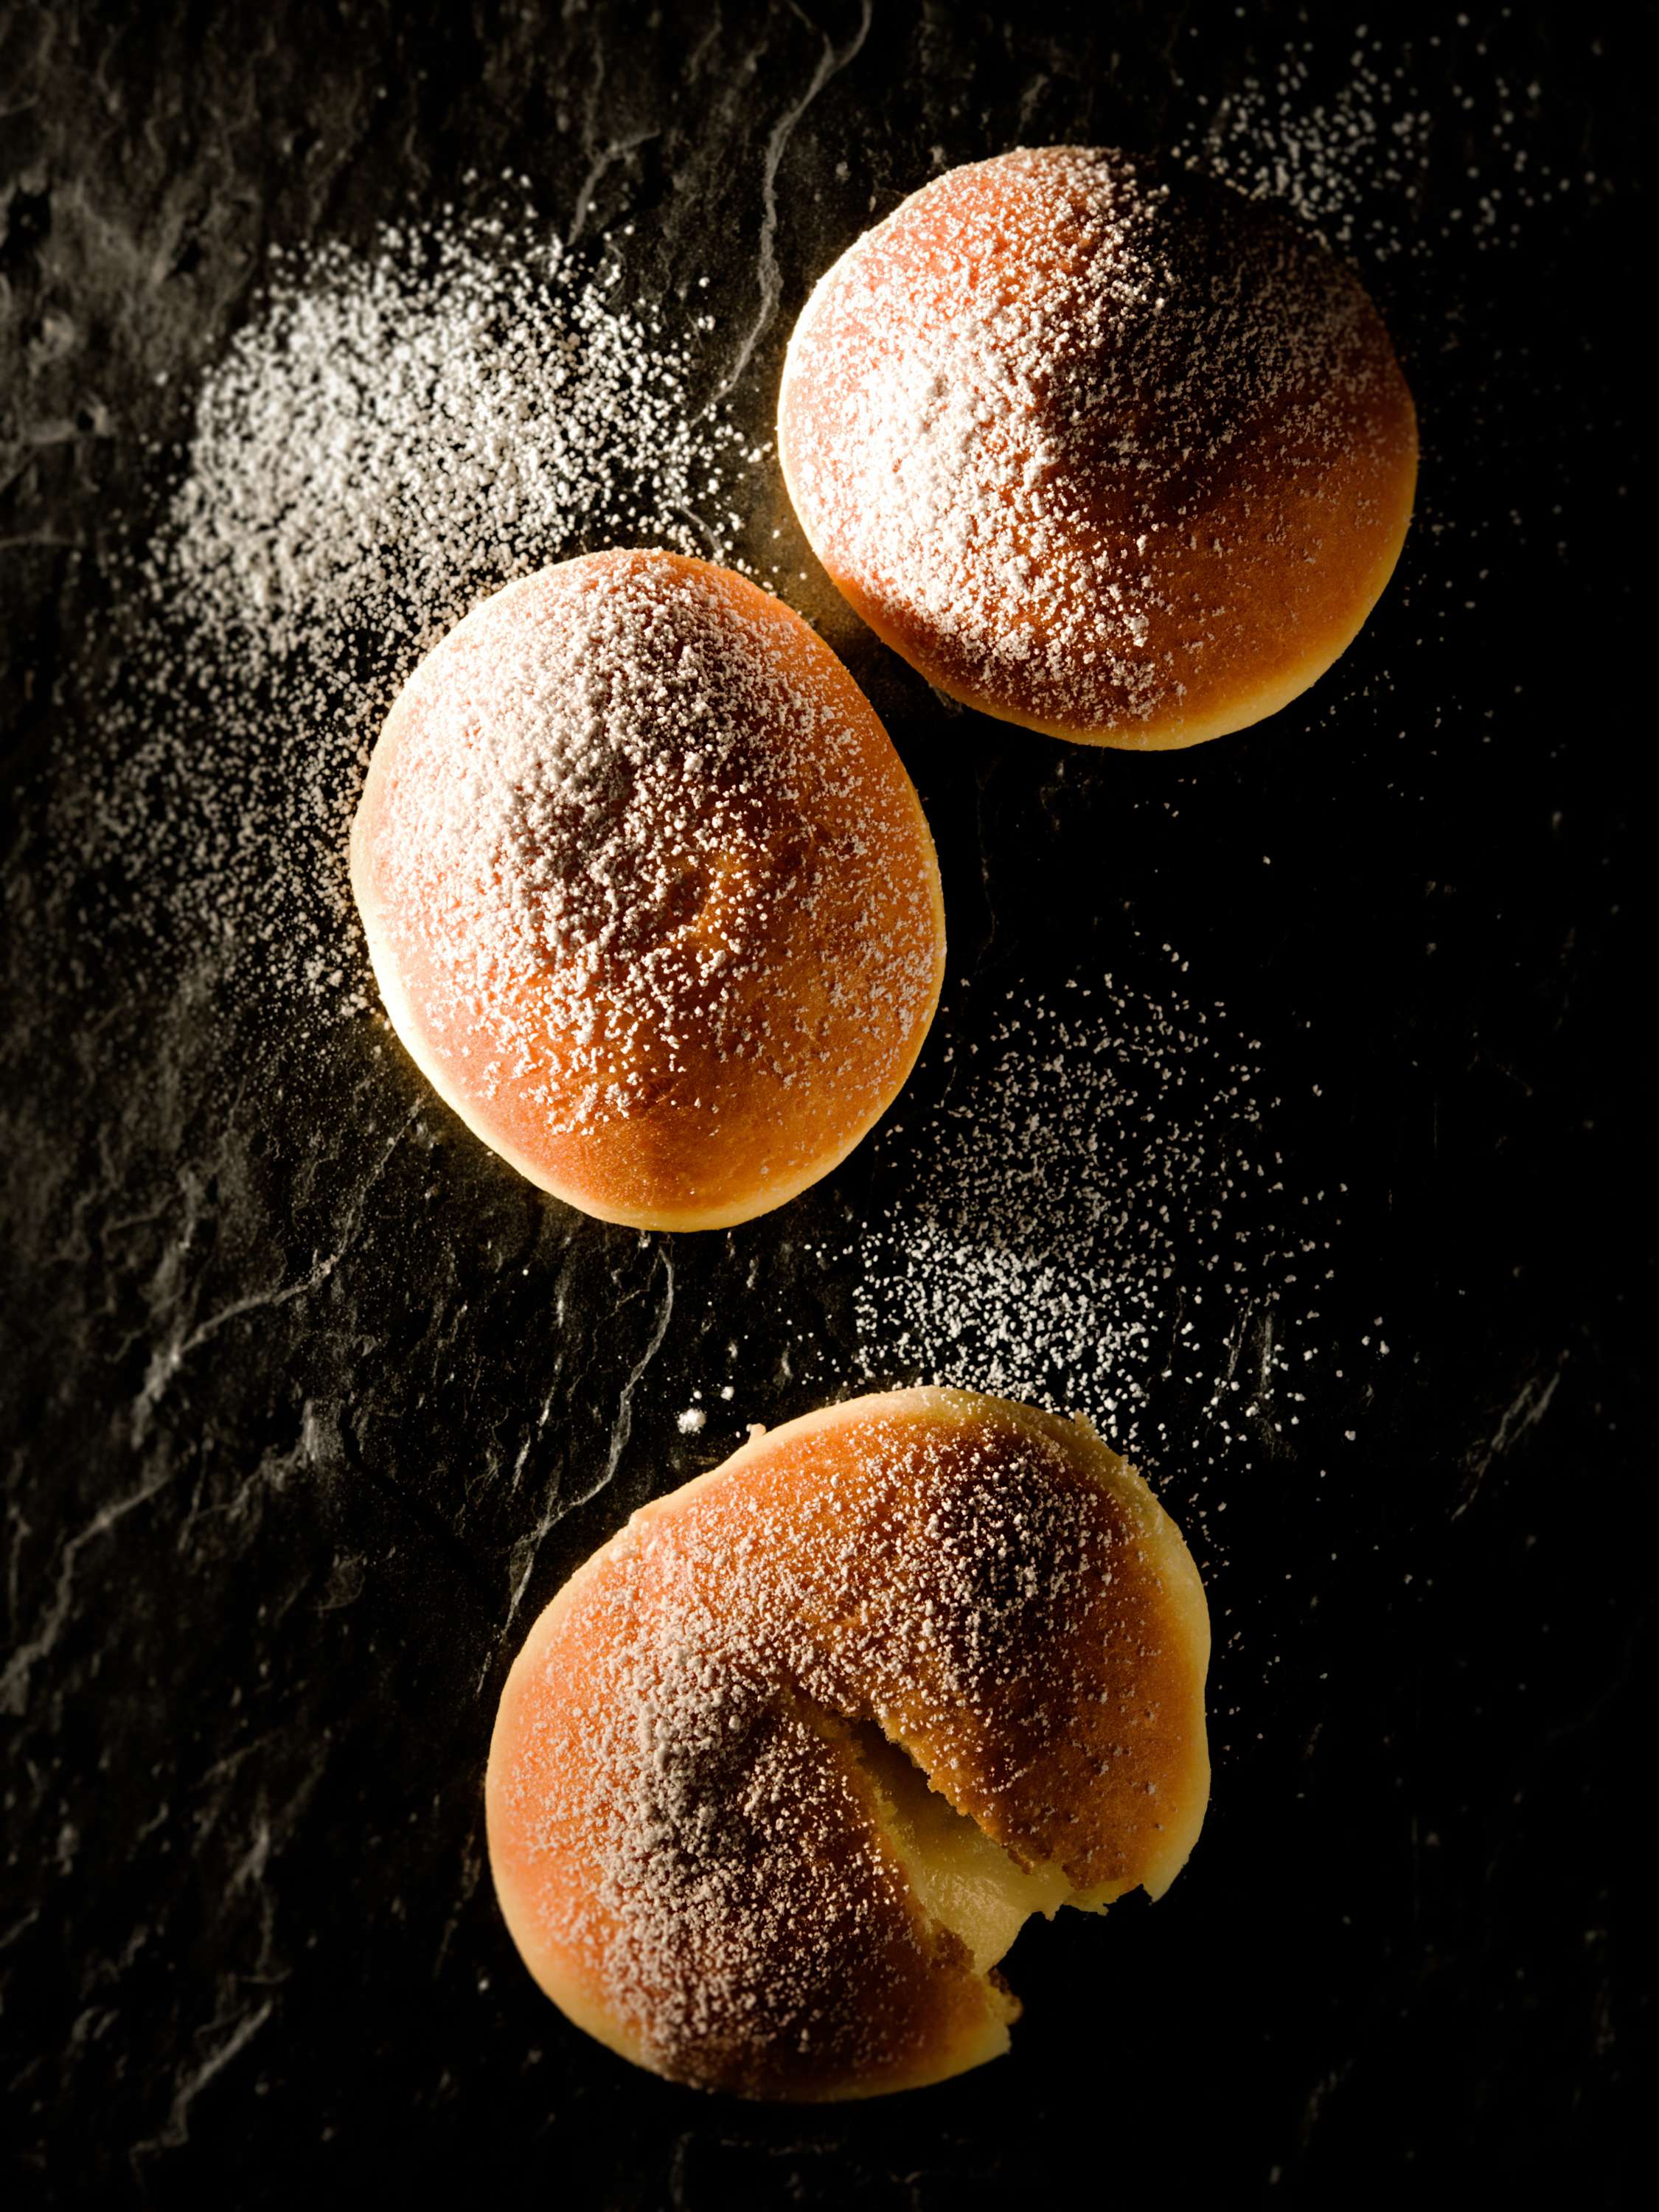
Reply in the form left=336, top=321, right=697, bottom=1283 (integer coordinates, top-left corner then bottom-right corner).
left=1, top=1, right=1647, bottom=2203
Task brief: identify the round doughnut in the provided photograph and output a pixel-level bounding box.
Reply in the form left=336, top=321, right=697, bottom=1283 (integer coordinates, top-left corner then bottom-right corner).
left=486, top=1385, right=1210, bottom=2100
left=778, top=145, right=1419, bottom=751
left=349, top=550, right=946, bottom=1230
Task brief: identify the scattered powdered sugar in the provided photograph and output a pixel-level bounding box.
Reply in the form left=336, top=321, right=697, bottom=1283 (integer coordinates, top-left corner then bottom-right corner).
left=1170, top=20, right=1588, bottom=258
left=154, top=216, right=751, bottom=671
left=781, top=145, right=1399, bottom=738
left=812, top=950, right=1349, bottom=1498
left=84, top=204, right=762, bottom=1014
left=1173, top=41, right=1436, bottom=254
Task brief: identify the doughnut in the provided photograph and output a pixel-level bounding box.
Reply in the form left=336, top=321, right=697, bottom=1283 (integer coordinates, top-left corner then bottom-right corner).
left=349, top=550, right=945, bottom=1229
left=778, top=145, right=1419, bottom=750
left=486, top=1386, right=1210, bottom=2099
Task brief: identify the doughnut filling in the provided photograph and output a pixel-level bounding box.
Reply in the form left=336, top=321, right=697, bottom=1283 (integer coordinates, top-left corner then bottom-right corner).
left=487, top=1388, right=1211, bottom=2100
left=350, top=552, right=945, bottom=1228
left=779, top=145, right=1419, bottom=749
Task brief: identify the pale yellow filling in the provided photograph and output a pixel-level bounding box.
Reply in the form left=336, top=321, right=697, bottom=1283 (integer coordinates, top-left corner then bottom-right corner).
left=852, top=1725, right=1079, bottom=1979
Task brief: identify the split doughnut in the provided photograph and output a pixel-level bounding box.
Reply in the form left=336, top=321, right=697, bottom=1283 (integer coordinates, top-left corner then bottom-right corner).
left=779, top=145, right=1419, bottom=750
left=485, top=1386, right=1211, bottom=2099
left=350, top=550, right=945, bottom=1229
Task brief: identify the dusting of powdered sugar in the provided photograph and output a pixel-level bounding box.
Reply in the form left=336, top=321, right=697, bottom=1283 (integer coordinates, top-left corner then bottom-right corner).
left=552, top=1565, right=902, bottom=2092
left=367, top=552, right=939, bottom=1133
left=810, top=949, right=1361, bottom=1509
left=780, top=145, right=1394, bottom=737
left=1170, top=18, right=1593, bottom=258
left=495, top=1407, right=1167, bottom=2094
left=153, top=215, right=752, bottom=670
left=85, top=201, right=762, bottom=1018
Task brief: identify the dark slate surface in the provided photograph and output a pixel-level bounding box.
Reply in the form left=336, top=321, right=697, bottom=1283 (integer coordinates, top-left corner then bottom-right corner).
left=1, top=1, right=1648, bottom=2204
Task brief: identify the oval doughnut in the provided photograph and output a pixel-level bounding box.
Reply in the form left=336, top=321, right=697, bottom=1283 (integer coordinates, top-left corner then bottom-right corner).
left=350, top=550, right=946, bottom=1229
left=486, top=1386, right=1211, bottom=2099
left=779, top=145, right=1419, bottom=750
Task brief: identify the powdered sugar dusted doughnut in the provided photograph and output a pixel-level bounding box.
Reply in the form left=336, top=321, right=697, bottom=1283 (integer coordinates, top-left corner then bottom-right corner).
left=779, top=146, right=1418, bottom=750
left=486, top=1386, right=1210, bottom=2099
left=350, top=551, right=945, bottom=1228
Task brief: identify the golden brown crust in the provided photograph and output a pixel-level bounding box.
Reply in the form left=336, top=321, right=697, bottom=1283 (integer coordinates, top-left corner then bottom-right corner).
left=351, top=551, right=945, bottom=1228
left=486, top=1386, right=1210, bottom=2099
left=779, top=146, right=1418, bottom=749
